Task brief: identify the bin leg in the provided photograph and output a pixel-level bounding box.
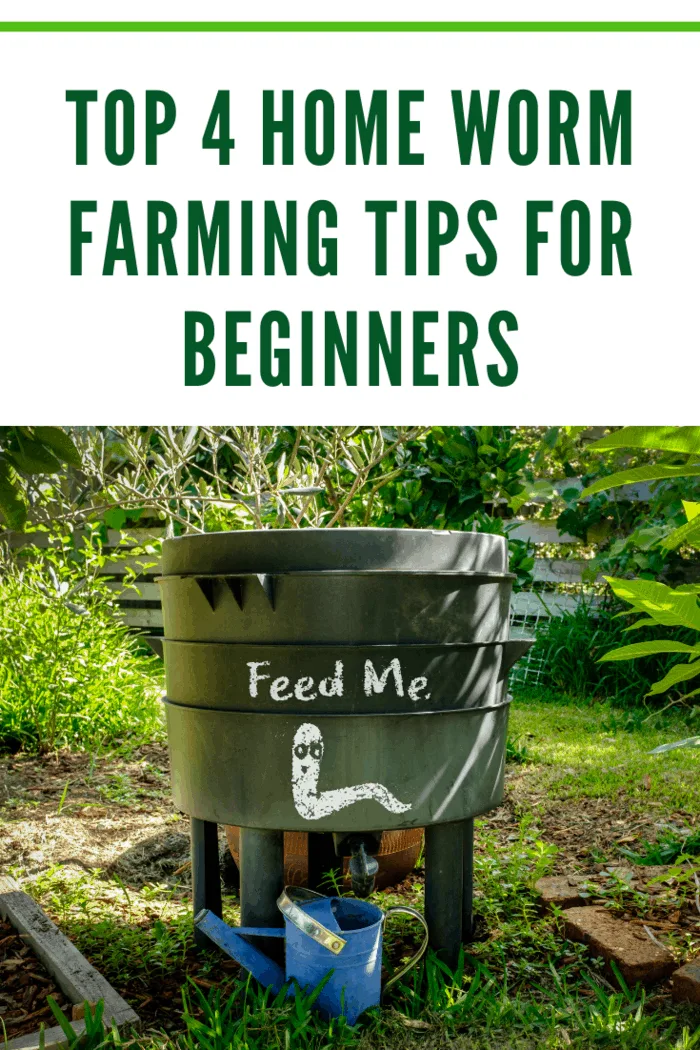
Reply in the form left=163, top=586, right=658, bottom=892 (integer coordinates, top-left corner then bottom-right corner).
left=239, top=828, right=285, bottom=928
left=307, top=832, right=341, bottom=894
left=424, top=821, right=464, bottom=971
left=462, top=818, right=474, bottom=942
left=191, top=818, right=222, bottom=949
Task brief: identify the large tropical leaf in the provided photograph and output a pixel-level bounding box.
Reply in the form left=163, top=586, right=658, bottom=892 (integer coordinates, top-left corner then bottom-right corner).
left=661, top=501, right=700, bottom=551
left=646, top=661, right=700, bottom=696
left=588, top=426, right=700, bottom=456
left=649, top=735, right=700, bottom=755
left=0, top=428, right=82, bottom=533
left=6, top=440, right=62, bottom=475
left=608, top=577, right=700, bottom=600
left=581, top=463, right=700, bottom=498
left=0, top=461, right=27, bottom=529
left=32, top=427, right=82, bottom=468
left=605, top=577, right=700, bottom=631
left=622, top=617, right=662, bottom=632
left=599, top=640, right=700, bottom=662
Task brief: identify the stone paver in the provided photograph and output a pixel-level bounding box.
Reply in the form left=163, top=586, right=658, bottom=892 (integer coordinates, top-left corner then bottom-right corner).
left=563, top=906, right=676, bottom=986
left=535, top=875, right=590, bottom=911
left=671, top=961, right=700, bottom=1004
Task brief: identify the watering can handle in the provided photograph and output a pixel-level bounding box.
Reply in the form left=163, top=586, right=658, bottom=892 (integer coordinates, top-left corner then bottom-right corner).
left=277, top=887, right=347, bottom=955
left=381, top=906, right=430, bottom=996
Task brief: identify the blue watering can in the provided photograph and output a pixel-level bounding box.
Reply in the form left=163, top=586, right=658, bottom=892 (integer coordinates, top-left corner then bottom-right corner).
left=195, top=887, right=429, bottom=1025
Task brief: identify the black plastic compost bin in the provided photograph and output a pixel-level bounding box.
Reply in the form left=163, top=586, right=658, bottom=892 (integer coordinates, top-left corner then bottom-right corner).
left=153, top=528, right=532, bottom=966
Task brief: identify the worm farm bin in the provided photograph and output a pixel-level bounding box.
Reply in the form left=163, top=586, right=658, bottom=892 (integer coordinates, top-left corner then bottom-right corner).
left=156, top=528, right=532, bottom=965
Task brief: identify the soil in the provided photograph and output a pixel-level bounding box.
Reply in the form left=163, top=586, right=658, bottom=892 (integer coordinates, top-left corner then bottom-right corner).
left=0, top=917, right=73, bottom=1041
left=503, top=765, right=697, bottom=874
left=0, top=746, right=189, bottom=885
left=0, top=745, right=204, bottom=1033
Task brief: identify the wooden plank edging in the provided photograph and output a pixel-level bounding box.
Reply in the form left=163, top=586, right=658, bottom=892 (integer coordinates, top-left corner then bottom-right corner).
left=0, top=878, right=139, bottom=1050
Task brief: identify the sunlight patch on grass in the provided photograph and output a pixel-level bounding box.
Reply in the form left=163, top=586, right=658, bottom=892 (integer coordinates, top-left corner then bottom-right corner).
left=509, top=697, right=700, bottom=813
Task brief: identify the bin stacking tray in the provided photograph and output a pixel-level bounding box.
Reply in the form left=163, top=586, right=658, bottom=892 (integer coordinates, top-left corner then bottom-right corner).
left=159, top=639, right=532, bottom=713
left=158, top=570, right=513, bottom=645
left=164, top=699, right=513, bottom=832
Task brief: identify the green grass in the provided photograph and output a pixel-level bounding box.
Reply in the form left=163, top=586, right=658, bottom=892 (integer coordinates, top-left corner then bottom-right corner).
left=16, top=943, right=700, bottom=1050
left=619, top=828, right=700, bottom=866
left=510, top=688, right=700, bottom=813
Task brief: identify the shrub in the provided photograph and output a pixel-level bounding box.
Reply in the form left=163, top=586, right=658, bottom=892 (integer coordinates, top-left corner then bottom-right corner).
left=0, top=533, right=163, bottom=752
left=528, top=600, right=698, bottom=706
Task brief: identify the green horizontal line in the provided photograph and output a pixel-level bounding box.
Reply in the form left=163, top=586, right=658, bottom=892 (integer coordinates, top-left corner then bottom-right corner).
left=1, top=21, right=700, bottom=32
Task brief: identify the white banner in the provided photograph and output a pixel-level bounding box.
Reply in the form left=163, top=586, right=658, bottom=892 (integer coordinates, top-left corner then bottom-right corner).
left=0, top=12, right=697, bottom=421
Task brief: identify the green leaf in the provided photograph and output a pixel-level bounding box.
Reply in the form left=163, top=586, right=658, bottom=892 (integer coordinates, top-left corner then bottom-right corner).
left=677, top=686, right=700, bottom=702
left=104, top=508, right=128, bottom=531
left=629, top=525, right=667, bottom=551
left=606, top=576, right=676, bottom=604
left=604, top=577, right=700, bottom=631
left=348, top=444, right=364, bottom=470
left=649, top=735, right=700, bottom=755
left=646, top=661, right=700, bottom=696
left=7, top=440, right=62, bottom=475
left=588, top=426, right=700, bottom=456
left=660, top=513, right=700, bottom=552
left=543, top=426, right=560, bottom=449
left=581, top=462, right=700, bottom=498
left=46, top=997, right=77, bottom=1041
left=623, top=617, right=663, bottom=632
left=683, top=500, right=700, bottom=522
left=0, top=466, right=27, bottom=529
left=508, top=491, right=530, bottom=514
left=33, top=426, right=82, bottom=467
left=599, top=640, right=700, bottom=662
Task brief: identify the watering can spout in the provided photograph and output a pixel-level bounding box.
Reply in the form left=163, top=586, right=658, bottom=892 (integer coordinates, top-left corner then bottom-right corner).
left=194, top=910, right=286, bottom=992
left=500, top=637, right=534, bottom=677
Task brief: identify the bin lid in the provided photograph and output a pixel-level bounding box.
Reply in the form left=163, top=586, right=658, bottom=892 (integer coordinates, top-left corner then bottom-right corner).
left=161, top=527, right=508, bottom=577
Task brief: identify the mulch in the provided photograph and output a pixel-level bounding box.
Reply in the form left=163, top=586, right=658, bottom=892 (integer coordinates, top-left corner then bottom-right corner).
left=0, top=917, right=73, bottom=1042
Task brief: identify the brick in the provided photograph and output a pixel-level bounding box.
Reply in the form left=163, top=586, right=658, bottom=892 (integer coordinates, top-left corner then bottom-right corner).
left=563, top=906, right=676, bottom=987
left=535, top=875, right=590, bottom=911
left=672, top=961, right=700, bottom=1004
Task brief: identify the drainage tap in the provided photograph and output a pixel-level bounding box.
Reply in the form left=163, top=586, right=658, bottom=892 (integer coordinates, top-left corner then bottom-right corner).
left=348, top=840, right=379, bottom=898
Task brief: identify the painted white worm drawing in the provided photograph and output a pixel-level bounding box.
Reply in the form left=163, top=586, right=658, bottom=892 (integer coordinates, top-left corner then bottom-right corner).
left=291, top=722, right=411, bottom=820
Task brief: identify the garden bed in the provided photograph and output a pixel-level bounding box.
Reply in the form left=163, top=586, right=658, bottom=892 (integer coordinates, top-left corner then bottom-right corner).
left=0, top=878, right=138, bottom=1050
